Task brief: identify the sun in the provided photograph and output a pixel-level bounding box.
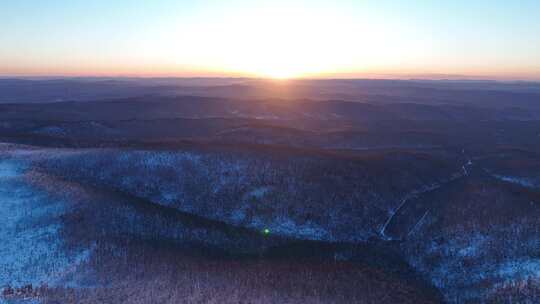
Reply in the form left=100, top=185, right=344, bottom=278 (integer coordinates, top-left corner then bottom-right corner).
left=265, top=70, right=293, bottom=79
left=231, top=57, right=308, bottom=79
left=233, top=46, right=320, bottom=80
left=261, top=66, right=300, bottom=79
left=173, top=5, right=374, bottom=79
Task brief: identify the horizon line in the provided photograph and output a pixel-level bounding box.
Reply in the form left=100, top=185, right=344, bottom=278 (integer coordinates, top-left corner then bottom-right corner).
left=2, top=73, right=540, bottom=83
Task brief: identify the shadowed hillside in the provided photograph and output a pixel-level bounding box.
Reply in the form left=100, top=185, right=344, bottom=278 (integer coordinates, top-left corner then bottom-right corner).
left=1, top=78, right=539, bottom=303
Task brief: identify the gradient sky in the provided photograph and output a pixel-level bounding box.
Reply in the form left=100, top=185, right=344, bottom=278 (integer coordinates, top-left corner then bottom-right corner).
left=1, top=0, right=539, bottom=79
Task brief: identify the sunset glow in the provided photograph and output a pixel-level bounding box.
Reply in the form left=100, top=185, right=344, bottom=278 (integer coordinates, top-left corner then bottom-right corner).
left=1, top=1, right=539, bottom=80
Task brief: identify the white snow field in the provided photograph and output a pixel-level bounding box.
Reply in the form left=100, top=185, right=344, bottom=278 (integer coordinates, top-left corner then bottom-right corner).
left=0, top=158, right=89, bottom=295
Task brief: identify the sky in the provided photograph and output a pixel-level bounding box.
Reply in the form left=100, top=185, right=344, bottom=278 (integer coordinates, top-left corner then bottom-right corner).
left=1, top=0, right=539, bottom=80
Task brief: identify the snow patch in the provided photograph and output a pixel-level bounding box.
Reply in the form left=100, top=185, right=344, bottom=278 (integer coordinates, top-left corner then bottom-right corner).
left=492, top=174, right=536, bottom=188
left=0, top=160, right=90, bottom=288
left=497, top=259, right=540, bottom=281
left=250, top=217, right=330, bottom=240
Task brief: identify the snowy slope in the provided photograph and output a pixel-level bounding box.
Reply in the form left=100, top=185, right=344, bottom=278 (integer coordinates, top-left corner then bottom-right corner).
left=0, top=159, right=90, bottom=290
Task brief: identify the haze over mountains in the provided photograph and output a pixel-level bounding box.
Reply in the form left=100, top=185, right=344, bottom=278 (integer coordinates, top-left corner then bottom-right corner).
left=0, top=78, right=539, bottom=303
left=3, top=77, right=540, bottom=104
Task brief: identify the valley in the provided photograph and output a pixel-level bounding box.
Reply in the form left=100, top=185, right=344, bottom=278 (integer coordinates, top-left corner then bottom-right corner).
left=0, top=78, right=539, bottom=303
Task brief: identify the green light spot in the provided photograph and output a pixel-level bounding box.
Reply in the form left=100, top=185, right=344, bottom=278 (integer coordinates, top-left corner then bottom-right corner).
left=263, top=228, right=270, bottom=235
